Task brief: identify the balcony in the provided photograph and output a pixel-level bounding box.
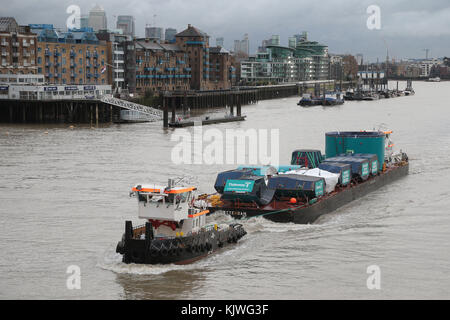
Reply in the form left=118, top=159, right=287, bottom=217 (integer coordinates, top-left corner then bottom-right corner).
left=86, top=52, right=91, bottom=58
left=45, top=51, right=50, bottom=56
left=12, top=42, right=19, bottom=47
left=93, top=52, right=98, bottom=58
left=70, top=51, right=76, bottom=57
left=1, top=52, right=8, bottom=56
left=23, top=42, right=30, bottom=47
left=70, top=62, right=76, bottom=68
left=45, top=62, right=52, bottom=67
left=23, top=52, right=30, bottom=57
left=12, top=52, right=20, bottom=57
left=70, top=73, right=76, bottom=78
left=54, top=51, right=61, bottom=57
left=1, top=41, right=9, bottom=46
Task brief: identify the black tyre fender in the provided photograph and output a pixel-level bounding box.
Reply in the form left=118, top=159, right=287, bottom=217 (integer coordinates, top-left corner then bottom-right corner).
left=116, top=241, right=124, bottom=254
left=150, top=245, right=159, bottom=257
left=160, top=244, right=169, bottom=256
left=176, top=244, right=183, bottom=256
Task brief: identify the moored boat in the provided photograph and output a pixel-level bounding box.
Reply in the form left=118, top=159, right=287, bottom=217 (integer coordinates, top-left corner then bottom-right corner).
left=116, top=180, right=246, bottom=264
left=297, top=93, right=323, bottom=107
left=322, top=92, right=345, bottom=106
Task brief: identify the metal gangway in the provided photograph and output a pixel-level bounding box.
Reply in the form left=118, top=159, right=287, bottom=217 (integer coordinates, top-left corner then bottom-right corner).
left=100, top=95, right=163, bottom=121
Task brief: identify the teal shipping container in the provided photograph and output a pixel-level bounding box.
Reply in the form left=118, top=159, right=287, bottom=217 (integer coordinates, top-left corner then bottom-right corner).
left=325, top=131, right=385, bottom=172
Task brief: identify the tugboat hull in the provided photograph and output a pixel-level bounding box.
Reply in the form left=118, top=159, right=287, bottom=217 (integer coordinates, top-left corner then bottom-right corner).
left=116, top=222, right=246, bottom=264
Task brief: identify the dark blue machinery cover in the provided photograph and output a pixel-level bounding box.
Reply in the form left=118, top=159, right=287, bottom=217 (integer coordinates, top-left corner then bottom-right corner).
left=267, top=174, right=326, bottom=198
left=222, top=176, right=275, bottom=205
left=214, top=168, right=254, bottom=193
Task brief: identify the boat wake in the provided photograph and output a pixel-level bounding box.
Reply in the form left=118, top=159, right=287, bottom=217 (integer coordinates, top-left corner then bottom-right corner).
left=97, top=246, right=212, bottom=275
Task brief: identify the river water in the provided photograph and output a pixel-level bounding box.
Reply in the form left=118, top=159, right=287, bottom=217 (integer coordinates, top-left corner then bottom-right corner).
left=0, top=81, right=449, bottom=299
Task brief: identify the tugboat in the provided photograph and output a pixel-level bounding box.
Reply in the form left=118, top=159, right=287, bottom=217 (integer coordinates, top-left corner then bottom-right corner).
left=115, top=179, right=247, bottom=264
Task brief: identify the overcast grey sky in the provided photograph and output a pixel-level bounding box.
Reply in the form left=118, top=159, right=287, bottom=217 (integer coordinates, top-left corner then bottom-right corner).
left=4, top=0, right=450, bottom=61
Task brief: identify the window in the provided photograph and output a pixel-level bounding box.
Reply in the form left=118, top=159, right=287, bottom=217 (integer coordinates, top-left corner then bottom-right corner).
left=37, top=57, right=41, bottom=64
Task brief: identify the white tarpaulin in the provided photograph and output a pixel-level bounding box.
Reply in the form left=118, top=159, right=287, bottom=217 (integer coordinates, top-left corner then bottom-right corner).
left=282, top=168, right=340, bottom=193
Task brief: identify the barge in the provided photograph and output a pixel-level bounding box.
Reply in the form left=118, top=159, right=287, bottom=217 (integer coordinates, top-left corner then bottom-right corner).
left=116, top=180, right=246, bottom=264
left=200, top=131, right=409, bottom=224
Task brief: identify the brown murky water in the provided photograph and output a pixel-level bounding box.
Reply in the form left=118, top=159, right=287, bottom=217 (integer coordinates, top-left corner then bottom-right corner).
left=1, top=81, right=449, bottom=299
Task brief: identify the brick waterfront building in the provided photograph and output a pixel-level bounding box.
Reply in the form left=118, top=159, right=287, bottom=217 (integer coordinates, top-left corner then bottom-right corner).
left=30, top=24, right=110, bottom=85
left=0, top=17, right=38, bottom=76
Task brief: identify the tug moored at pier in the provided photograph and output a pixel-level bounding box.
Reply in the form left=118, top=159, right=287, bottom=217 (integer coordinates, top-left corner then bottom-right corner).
left=116, top=180, right=246, bottom=264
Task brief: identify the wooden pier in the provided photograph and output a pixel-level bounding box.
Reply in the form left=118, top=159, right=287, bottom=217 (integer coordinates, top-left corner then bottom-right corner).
left=0, top=99, right=121, bottom=125
left=0, top=80, right=355, bottom=124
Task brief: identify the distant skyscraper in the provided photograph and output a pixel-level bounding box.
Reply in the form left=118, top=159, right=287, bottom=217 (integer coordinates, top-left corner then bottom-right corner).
left=234, top=40, right=241, bottom=54
left=233, top=34, right=249, bottom=55
left=288, top=37, right=297, bottom=49
left=80, top=14, right=89, bottom=29
left=356, top=53, right=363, bottom=65
left=271, top=35, right=280, bottom=46
left=216, top=37, right=224, bottom=47
left=88, top=4, right=107, bottom=31
left=116, top=15, right=135, bottom=36
left=240, top=34, right=249, bottom=55
left=145, top=26, right=163, bottom=41
left=165, top=28, right=177, bottom=42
